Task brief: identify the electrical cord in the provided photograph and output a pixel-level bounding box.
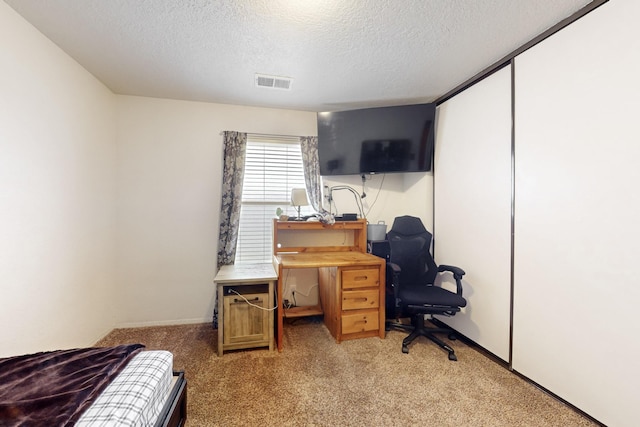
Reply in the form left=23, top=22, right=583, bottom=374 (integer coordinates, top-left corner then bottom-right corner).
left=283, top=269, right=299, bottom=310
left=364, top=173, right=386, bottom=218
left=330, top=185, right=365, bottom=219
left=290, top=284, right=318, bottom=297
left=290, top=284, right=319, bottom=307
left=227, top=289, right=277, bottom=311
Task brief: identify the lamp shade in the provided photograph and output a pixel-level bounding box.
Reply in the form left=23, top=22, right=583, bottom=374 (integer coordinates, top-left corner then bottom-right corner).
left=291, top=188, right=309, bottom=207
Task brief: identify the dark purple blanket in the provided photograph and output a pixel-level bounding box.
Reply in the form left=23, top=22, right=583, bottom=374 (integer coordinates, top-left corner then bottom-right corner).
left=0, top=344, right=144, bottom=426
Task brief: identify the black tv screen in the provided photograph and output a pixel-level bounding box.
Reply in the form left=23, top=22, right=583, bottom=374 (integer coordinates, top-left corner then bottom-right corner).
left=317, top=103, right=435, bottom=176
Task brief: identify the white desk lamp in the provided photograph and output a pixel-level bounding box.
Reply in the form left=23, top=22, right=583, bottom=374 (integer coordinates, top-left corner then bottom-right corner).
left=290, top=188, right=309, bottom=220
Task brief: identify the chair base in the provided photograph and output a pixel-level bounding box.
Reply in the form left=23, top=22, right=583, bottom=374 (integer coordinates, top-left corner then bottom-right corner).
left=387, top=315, right=458, bottom=361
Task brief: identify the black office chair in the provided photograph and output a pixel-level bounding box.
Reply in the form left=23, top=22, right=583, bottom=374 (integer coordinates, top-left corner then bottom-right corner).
left=385, top=216, right=467, bottom=361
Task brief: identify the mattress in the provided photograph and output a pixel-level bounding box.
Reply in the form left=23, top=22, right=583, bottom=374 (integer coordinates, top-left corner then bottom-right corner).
left=76, top=350, right=173, bottom=427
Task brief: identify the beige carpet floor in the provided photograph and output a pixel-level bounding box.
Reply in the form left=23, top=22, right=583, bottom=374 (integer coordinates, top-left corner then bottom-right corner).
left=95, top=318, right=598, bottom=427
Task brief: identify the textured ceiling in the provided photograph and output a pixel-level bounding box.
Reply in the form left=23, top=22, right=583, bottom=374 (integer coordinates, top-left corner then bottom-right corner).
left=4, top=0, right=594, bottom=112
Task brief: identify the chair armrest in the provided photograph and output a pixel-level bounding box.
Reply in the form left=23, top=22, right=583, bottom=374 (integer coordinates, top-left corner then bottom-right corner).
left=437, top=264, right=465, bottom=296
left=387, top=262, right=401, bottom=274
left=438, top=264, right=465, bottom=280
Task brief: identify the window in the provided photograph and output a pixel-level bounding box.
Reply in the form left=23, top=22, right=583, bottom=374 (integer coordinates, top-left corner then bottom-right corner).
left=235, top=135, right=313, bottom=264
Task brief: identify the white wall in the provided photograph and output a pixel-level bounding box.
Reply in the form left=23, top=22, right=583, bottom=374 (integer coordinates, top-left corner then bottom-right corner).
left=0, top=0, right=321, bottom=353
left=0, top=0, right=433, bottom=345
left=115, top=96, right=317, bottom=327
left=322, top=172, right=433, bottom=231
left=513, top=2, right=640, bottom=425
left=0, top=2, right=117, bottom=357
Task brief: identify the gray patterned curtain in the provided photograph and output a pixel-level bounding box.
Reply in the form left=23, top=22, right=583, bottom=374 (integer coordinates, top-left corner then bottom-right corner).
left=300, top=136, right=322, bottom=211
left=217, top=131, right=247, bottom=268
left=214, top=131, right=246, bottom=328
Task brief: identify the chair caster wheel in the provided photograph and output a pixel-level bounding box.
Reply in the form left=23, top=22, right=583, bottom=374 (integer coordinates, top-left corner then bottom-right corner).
left=448, top=353, right=457, bottom=361
left=448, top=334, right=457, bottom=341
left=402, top=345, right=409, bottom=354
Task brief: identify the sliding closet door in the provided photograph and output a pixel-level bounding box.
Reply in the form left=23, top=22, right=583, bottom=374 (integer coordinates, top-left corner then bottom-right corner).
left=434, top=65, right=512, bottom=362
left=513, top=2, right=640, bottom=425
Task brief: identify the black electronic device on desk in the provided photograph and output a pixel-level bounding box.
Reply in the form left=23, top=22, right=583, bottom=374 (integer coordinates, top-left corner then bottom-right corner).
left=335, top=213, right=358, bottom=221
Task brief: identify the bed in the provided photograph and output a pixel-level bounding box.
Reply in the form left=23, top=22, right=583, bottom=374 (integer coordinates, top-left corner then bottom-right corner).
left=0, top=344, right=187, bottom=426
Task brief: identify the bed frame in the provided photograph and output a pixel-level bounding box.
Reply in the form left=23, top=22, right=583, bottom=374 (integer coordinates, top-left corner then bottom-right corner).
left=155, top=371, right=187, bottom=427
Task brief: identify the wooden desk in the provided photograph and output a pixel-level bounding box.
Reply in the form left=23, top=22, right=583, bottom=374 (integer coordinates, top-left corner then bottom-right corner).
left=214, top=263, right=277, bottom=356
left=272, top=220, right=385, bottom=351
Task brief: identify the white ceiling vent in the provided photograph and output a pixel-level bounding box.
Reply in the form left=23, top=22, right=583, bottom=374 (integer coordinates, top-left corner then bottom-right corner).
left=255, top=73, right=293, bottom=90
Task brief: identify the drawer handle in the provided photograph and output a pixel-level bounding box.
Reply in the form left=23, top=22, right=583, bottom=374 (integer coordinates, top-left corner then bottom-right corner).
left=352, top=275, right=369, bottom=281
left=234, top=297, right=260, bottom=303
left=345, top=297, right=369, bottom=303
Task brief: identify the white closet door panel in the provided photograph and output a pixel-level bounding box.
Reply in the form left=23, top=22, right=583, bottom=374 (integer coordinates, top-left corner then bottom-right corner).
left=513, top=2, right=640, bottom=425
left=434, top=66, right=512, bottom=362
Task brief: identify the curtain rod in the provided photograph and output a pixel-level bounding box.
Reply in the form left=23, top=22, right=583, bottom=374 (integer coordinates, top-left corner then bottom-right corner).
left=219, top=131, right=313, bottom=139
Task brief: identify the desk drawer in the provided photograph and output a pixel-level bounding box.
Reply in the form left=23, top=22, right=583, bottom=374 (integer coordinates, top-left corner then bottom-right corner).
left=342, top=289, right=379, bottom=310
left=341, top=311, right=379, bottom=334
left=341, top=268, right=379, bottom=289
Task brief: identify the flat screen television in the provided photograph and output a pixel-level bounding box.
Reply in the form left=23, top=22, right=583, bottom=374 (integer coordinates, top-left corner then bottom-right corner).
left=317, top=103, right=436, bottom=176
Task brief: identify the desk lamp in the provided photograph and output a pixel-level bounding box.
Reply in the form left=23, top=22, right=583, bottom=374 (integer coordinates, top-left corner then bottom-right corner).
left=290, top=188, right=309, bottom=220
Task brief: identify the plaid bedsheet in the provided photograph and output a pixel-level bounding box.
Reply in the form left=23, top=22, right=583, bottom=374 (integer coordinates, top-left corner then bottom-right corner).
left=76, top=350, right=173, bottom=427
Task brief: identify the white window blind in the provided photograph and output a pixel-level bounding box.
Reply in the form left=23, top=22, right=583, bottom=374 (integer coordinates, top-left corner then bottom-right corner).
left=235, top=135, right=312, bottom=264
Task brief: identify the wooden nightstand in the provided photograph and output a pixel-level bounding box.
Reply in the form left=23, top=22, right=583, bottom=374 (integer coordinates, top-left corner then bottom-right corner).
left=214, top=264, right=277, bottom=356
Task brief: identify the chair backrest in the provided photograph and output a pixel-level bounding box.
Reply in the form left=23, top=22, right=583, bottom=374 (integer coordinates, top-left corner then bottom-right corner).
left=387, top=216, right=438, bottom=286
